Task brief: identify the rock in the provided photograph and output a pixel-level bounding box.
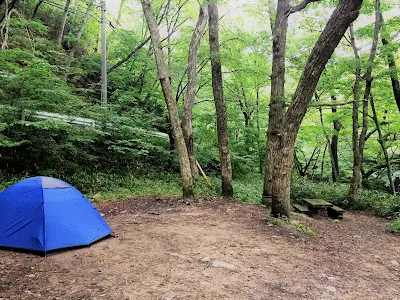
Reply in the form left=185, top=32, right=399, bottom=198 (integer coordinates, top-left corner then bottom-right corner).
left=327, top=277, right=335, bottom=281
left=211, top=260, right=236, bottom=271
left=327, top=286, right=336, bottom=293
left=201, top=257, right=211, bottom=262
left=25, top=274, right=35, bottom=278
left=201, top=271, right=211, bottom=277
left=167, top=252, right=186, bottom=260
left=390, top=260, right=399, bottom=267
left=353, top=235, right=361, bottom=238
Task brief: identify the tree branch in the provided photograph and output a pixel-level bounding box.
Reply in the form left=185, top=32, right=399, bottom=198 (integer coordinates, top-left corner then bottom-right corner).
left=288, top=0, right=320, bottom=15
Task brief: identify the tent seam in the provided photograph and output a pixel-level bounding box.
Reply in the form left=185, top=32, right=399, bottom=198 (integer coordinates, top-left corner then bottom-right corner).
left=40, top=177, right=46, bottom=256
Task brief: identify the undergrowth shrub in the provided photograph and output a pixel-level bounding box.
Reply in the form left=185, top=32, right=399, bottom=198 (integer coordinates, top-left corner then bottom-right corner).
left=389, top=218, right=400, bottom=234
left=291, top=177, right=400, bottom=218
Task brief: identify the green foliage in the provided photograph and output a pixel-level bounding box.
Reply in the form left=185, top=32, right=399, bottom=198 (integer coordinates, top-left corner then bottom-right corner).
left=268, top=216, right=287, bottom=225
left=389, top=218, right=400, bottom=234
left=0, top=0, right=400, bottom=230
left=291, top=177, right=400, bottom=218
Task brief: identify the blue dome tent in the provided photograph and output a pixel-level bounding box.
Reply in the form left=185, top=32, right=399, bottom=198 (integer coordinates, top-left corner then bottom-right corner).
left=0, top=177, right=112, bottom=253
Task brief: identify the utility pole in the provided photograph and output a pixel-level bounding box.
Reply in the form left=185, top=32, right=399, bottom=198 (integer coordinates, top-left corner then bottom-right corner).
left=100, top=0, right=107, bottom=105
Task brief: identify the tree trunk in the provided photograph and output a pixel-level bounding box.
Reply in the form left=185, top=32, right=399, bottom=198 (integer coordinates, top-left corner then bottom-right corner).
left=266, top=0, right=363, bottom=217
left=57, top=0, right=72, bottom=46
left=370, top=95, right=396, bottom=195
left=348, top=0, right=381, bottom=202
left=182, top=4, right=208, bottom=179
left=331, top=96, right=340, bottom=182
left=66, top=0, right=95, bottom=68
left=348, top=23, right=362, bottom=201
left=263, top=0, right=290, bottom=202
left=208, top=2, right=233, bottom=197
left=141, top=0, right=194, bottom=199
left=31, top=0, right=44, bottom=19
left=256, top=88, right=263, bottom=174
left=318, top=105, right=339, bottom=181
left=380, top=13, right=400, bottom=111
left=116, top=0, right=126, bottom=27
left=321, top=142, right=327, bottom=179
left=0, top=0, right=17, bottom=24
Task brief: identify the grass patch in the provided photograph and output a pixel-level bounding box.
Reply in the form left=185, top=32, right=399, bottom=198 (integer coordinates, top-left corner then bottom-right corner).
left=268, top=216, right=288, bottom=225
left=290, top=211, right=312, bottom=220
left=290, top=220, right=315, bottom=236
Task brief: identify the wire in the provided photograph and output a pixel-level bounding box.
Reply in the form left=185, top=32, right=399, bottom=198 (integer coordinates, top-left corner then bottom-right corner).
left=42, top=0, right=101, bottom=22
left=41, top=0, right=146, bottom=58
left=49, top=0, right=97, bottom=15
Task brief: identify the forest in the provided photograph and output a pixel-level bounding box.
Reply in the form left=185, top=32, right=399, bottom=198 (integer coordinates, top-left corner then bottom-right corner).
left=0, top=0, right=400, bottom=231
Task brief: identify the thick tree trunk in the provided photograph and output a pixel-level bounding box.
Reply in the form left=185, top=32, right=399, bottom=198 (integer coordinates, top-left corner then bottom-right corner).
left=380, top=13, right=400, bottom=111
left=370, top=95, right=396, bottom=195
left=57, top=0, right=72, bottom=46
left=141, top=0, right=194, bottom=199
left=66, top=0, right=95, bottom=68
left=182, top=4, right=208, bottom=179
left=266, top=0, right=363, bottom=217
left=348, top=0, right=381, bottom=202
left=208, top=3, right=233, bottom=197
left=263, top=0, right=290, bottom=202
left=331, top=96, right=340, bottom=182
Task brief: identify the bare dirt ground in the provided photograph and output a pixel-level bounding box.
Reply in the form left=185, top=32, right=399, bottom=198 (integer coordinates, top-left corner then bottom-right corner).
left=1, top=197, right=399, bottom=300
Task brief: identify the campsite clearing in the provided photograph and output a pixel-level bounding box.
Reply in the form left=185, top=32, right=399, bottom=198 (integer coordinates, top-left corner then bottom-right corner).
left=1, top=198, right=399, bottom=300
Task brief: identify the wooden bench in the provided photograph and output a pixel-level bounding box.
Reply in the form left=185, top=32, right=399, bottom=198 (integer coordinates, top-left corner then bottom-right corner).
left=327, top=205, right=345, bottom=219
left=292, top=204, right=310, bottom=215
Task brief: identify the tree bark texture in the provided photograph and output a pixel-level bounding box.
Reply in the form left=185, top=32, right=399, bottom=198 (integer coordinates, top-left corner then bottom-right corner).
left=66, top=0, right=95, bottom=68
left=348, top=0, right=380, bottom=202
left=57, top=0, right=71, bottom=46
left=331, top=96, right=340, bottom=182
left=348, top=23, right=362, bottom=200
left=370, top=95, right=396, bottom=195
left=263, top=0, right=290, bottom=201
left=208, top=2, right=233, bottom=197
left=265, top=0, right=363, bottom=217
left=380, top=13, right=400, bottom=111
left=141, top=0, right=194, bottom=199
left=182, top=4, right=208, bottom=179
